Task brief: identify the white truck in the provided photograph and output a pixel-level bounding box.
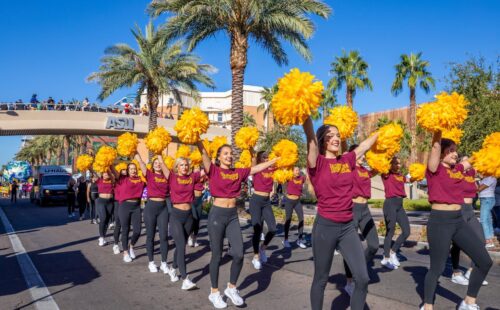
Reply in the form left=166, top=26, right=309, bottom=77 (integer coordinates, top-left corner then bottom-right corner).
left=31, top=165, right=72, bottom=207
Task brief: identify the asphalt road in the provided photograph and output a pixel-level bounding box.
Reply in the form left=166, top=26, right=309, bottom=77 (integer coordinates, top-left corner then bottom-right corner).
left=1, top=198, right=499, bottom=310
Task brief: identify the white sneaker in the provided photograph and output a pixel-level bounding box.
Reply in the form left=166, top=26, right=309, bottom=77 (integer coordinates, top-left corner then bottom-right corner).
left=112, top=244, right=120, bottom=255
left=188, top=236, right=194, bottom=247
left=123, top=254, right=132, bottom=263
left=168, top=267, right=179, bottom=282
left=260, top=233, right=265, bottom=241
left=259, top=248, right=268, bottom=263
left=451, top=272, right=469, bottom=286
left=458, top=300, right=480, bottom=310
left=381, top=257, right=397, bottom=270
left=148, top=262, right=158, bottom=273
left=182, top=276, right=197, bottom=290
left=296, top=239, right=307, bottom=249
left=464, top=269, right=488, bottom=286
left=283, top=240, right=291, bottom=248
left=485, top=242, right=494, bottom=249
left=224, top=286, right=244, bottom=306
left=252, top=257, right=262, bottom=270
left=160, top=262, right=170, bottom=274
left=344, top=281, right=354, bottom=297
left=390, top=252, right=400, bottom=267
left=129, top=247, right=136, bottom=259
left=193, top=239, right=200, bottom=247
left=334, top=250, right=340, bottom=255
left=109, top=222, right=115, bottom=229
left=98, top=237, right=106, bottom=247
left=208, top=291, right=227, bottom=309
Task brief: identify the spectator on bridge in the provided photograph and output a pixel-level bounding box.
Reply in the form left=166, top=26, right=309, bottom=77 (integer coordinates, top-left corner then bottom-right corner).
left=478, top=176, right=497, bottom=248
left=47, top=96, right=55, bottom=104
left=82, top=97, right=90, bottom=111
left=30, top=94, right=39, bottom=110
left=56, top=99, right=64, bottom=110
left=124, top=103, right=131, bottom=115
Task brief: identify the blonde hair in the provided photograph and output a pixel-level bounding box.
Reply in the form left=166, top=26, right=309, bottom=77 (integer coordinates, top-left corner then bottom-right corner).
left=173, top=157, right=190, bottom=174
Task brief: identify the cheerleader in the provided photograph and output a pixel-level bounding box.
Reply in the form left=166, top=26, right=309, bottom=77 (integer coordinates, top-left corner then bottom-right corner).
left=112, top=168, right=126, bottom=255
left=196, top=142, right=278, bottom=309
left=302, top=117, right=378, bottom=310
left=421, top=133, right=492, bottom=310
left=283, top=166, right=307, bottom=249
left=95, top=169, right=114, bottom=247
left=189, top=165, right=206, bottom=248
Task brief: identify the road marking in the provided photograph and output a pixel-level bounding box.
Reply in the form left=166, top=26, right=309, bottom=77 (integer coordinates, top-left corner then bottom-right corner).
left=0, top=207, right=60, bottom=310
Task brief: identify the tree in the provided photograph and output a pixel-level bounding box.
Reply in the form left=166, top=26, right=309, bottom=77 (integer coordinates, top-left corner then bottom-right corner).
left=243, top=112, right=256, bottom=127
left=88, top=21, right=215, bottom=133
left=445, top=56, right=500, bottom=155
left=258, top=84, right=279, bottom=131
left=391, top=52, right=435, bottom=164
left=257, top=125, right=307, bottom=168
left=150, top=0, right=331, bottom=157
left=328, top=50, right=372, bottom=108
left=312, top=88, right=337, bottom=121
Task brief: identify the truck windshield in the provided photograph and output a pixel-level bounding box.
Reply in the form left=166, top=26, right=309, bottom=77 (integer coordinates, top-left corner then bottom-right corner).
left=41, top=175, right=71, bottom=185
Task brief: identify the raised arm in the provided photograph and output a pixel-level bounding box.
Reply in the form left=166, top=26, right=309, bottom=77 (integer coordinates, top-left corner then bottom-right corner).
left=250, top=157, right=279, bottom=175
left=427, top=131, right=442, bottom=173
left=109, top=167, right=119, bottom=181
left=354, top=132, right=379, bottom=160
left=302, top=117, right=319, bottom=168
left=86, top=182, right=91, bottom=202
left=156, top=155, right=170, bottom=179
left=134, top=153, right=147, bottom=176
left=196, top=140, right=212, bottom=174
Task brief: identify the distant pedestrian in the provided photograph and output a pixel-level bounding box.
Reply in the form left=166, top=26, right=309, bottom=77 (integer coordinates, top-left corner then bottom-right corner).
left=87, top=174, right=99, bottom=224
left=478, top=176, right=497, bottom=248
left=67, top=178, right=76, bottom=218
left=77, top=176, right=88, bottom=221
left=10, top=181, right=18, bottom=204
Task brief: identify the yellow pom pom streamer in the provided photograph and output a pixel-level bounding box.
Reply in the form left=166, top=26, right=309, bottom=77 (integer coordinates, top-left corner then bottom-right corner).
left=76, top=154, right=93, bottom=172
left=164, top=156, right=175, bottom=171
left=235, top=150, right=252, bottom=168
left=116, top=132, right=138, bottom=158
left=93, top=146, right=117, bottom=173
left=409, top=163, right=426, bottom=182
left=416, top=92, right=469, bottom=132
left=145, top=126, right=172, bottom=155
left=324, top=106, right=359, bottom=140
left=269, top=139, right=298, bottom=168
left=442, top=127, right=463, bottom=145
left=273, top=168, right=294, bottom=184
left=175, top=145, right=191, bottom=159
left=114, top=162, right=128, bottom=173
left=174, top=108, right=210, bottom=144
left=189, top=149, right=202, bottom=168
left=471, top=132, right=500, bottom=177
left=271, top=68, right=324, bottom=126
left=366, top=150, right=391, bottom=174
left=374, top=123, right=403, bottom=156
left=482, top=132, right=500, bottom=149
left=235, top=127, right=259, bottom=150
left=209, top=136, right=228, bottom=159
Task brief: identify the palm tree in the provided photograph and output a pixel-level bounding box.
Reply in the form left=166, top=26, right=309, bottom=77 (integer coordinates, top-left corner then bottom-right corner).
left=149, top=0, right=331, bottom=156
left=243, top=112, right=256, bottom=127
left=328, top=50, right=372, bottom=108
left=391, top=52, right=435, bottom=163
left=312, top=88, right=338, bottom=121
left=258, top=84, right=278, bottom=131
left=88, top=21, right=215, bottom=132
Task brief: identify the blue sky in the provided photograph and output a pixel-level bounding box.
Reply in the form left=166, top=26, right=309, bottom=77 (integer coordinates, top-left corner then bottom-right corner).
left=1, top=0, right=499, bottom=166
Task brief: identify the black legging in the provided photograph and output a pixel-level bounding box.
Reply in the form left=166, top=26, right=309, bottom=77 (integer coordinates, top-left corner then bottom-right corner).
left=113, top=200, right=121, bottom=245
left=67, top=193, right=76, bottom=215
left=423, top=210, right=492, bottom=304
left=344, top=202, right=379, bottom=278
left=249, top=194, right=277, bottom=254
left=97, top=197, right=114, bottom=238
left=310, top=215, right=369, bottom=310
left=208, top=205, right=244, bottom=289
left=89, top=193, right=98, bottom=221
left=284, top=197, right=304, bottom=240
left=450, top=203, right=485, bottom=270
left=77, top=194, right=87, bottom=217
left=119, top=200, right=142, bottom=250
left=10, top=191, right=17, bottom=203
left=383, top=197, right=410, bottom=257
left=144, top=199, right=169, bottom=262
left=171, top=207, right=193, bottom=280
left=191, top=195, right=203, bottom=237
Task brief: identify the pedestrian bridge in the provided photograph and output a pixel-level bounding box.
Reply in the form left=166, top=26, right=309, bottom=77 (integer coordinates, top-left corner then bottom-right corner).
left=0, top=110, right=230, bottom=141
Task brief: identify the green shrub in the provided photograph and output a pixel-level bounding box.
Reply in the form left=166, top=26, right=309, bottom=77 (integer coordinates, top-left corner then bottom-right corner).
left=369, top=198, right=431, bottom=211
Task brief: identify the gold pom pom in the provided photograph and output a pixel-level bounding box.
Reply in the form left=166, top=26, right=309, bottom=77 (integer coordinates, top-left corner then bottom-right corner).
left=145, top=126, right=172, bottom=155
left=235, top=150, right=252, bottom=168
left=417, top=92, right=469, bottom=132
left=189, top=149, right=202, bottom=168
left=114, top=162, right=128, bottom=173
left=324, top=106, right=359, bottom=140
left=76, top=154, right=93, bottom=172
left=366, top=150, right=391, bottom=174
left=235, top=127, right=259, bottom=150
left=116, top=132, right=138, bottom=158
left=175, top=145, right=191, bottom=159
left=269, top=139, right=298, bottom=168
left=482, top=132, right=500, bottom=149
left=471, top=132, right=500, bottom=177
left=442, top=127, right=463, bottom=144
left=409, top=163, right=426, bottom=182
left=209, top=136, right=228, bottom=159
left=373, top=123, right=403, bottom=156
left=273, top=168, right=294, bottom=184
left=174, top=108, right=210, bottom=144
left=164, top=156, right=175, bottom=170
left=93, top=146, right=117, bottom=173
left=271, top=68, right=324, bottom=126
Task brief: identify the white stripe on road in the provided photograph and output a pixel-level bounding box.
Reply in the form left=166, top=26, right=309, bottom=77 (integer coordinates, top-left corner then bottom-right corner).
left=0, top=207, right=60, bottom=310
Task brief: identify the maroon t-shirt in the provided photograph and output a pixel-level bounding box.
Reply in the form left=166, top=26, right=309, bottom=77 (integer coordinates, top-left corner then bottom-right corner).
left=308, top=151, right=356, bottom=223
left=426, top=163, right=464, bottom=204
left=207, top=164, right=251, bottom=198
left=146, top=170, right=169, bottom=199
left=114, top=181, right=123, bottom=202
left=286, top=175, right=305, bottom=196
left=460, top=166, right=477, bottom=199
left=117, top=175, right=145, bottom=203
left=194, top=175, right=205, bottom=191
left=253, top=167, right=275, bottom=192
left=96, top=178, right=114, bottom=195
left=169, top=172, right=201, bottom=204
left=381, top=173, right=406, bottom=198
left=352, top=165, right=372, bottom=199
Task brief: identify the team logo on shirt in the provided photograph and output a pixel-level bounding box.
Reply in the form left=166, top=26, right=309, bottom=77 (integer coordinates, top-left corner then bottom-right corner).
left=462, top=175, right=475, bottom=183
left=103, top=180, right=112, bottom=184
left=329, top=163, right=351, bottom=174
left=130, top=178, right=142, bottom=184
left=446, top=169, right=463, bottom=180
left=220, top=172, right=239, bottom=181
left=293, top=178, right=303, bottom=185
left=154, top=177, right=167, bottom=183
left=357, top=170, right=369, bottom=178
left=394, top=175, right=404, bottom=182
left=177, top=177, right=193, bottom=185
left=262, top=172, right=273, bottom=178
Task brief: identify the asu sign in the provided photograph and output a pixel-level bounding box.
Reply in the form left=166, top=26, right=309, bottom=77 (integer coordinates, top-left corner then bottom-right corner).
left=105, top=116, right=134, bottom=131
